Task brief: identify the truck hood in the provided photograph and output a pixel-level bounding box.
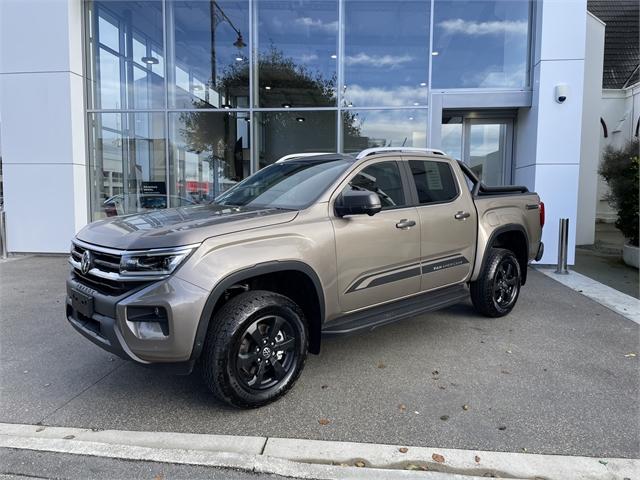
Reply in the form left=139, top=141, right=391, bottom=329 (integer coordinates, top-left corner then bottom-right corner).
left=76, top=204, right=298, bottom=250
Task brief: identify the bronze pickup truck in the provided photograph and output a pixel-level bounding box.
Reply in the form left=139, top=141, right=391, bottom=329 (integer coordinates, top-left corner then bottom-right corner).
left=67, top=147, right=544, bottom=408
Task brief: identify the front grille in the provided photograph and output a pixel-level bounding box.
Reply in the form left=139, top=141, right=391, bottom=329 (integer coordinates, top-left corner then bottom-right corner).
left=70, top=242, right=149, bottom=296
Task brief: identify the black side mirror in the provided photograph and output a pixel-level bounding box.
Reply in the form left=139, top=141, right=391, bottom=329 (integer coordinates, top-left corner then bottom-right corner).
left=335, top=189, right=382, bottom=217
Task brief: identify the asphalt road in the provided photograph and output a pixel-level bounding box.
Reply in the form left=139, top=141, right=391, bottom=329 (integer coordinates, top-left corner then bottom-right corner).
left=0, top=256, right=638, bottom=459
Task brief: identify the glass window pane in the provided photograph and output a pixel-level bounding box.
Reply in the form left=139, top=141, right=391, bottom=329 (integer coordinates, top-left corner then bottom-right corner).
left=169, top=1, right=250, bottom=109
left=91, top=1, right=165, bottom=109
left=256, top=111, right=337, bottom=168
left=257, top=0, right=338, bottom=107
left=468, top=123, right=505, bottom=184
left=88, top=113, right=166, bottom=220
left=345, top=161, right=407, bottom=209
left=343, top=109, right=427, bottom=153
left=169, top=112, right=251, bottom=205
left=409, top=160, right=458, bottom=204
left=441, top=115, right=462, bottom=159
left=344, top=1, right=430, bottom=108
left=432, top=0, right=530, bottom=88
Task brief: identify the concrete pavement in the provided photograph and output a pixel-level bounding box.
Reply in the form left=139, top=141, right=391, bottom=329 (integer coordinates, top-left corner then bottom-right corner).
left=0, top=255, right=638, bottom=460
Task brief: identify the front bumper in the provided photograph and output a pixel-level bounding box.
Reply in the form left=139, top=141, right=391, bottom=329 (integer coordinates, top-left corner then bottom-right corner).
left=66, top=272, right=208, bottom=372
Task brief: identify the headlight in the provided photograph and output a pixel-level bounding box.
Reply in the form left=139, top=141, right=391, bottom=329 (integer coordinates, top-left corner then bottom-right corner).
left=119, top=245, right=199, bottom=277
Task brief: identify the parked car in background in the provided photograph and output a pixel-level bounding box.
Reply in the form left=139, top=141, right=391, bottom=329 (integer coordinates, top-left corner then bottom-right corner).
left=103, top=194, right=196, bottom=217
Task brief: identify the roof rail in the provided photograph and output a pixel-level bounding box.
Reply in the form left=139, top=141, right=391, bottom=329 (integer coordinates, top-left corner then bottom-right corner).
left=275, top=152, right=335, bottom=163
left=355, top=147, right=446, bottom=159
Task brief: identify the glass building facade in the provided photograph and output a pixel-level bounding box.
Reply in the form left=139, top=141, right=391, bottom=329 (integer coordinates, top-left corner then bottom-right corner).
left=85, top=0, right=532, bottom=219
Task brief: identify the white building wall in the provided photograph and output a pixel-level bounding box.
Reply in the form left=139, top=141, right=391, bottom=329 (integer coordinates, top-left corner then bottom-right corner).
left=0, top=0, right=88, bottom=253
left=576, top=12, right=605, bottom=245
left=596, top=85, right=640, bottom=222
left=515, top=0, right=587, bottom=265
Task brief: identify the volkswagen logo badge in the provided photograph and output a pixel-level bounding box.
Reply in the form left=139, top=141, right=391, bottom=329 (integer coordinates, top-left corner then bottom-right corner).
left=80, top=250, right=92, bottom=275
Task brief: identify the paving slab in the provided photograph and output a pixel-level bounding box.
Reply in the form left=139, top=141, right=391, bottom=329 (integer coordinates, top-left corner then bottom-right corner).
left=1, top=256, right=638, bottom=458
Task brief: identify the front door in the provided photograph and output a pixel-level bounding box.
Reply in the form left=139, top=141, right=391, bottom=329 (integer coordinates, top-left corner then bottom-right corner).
left=331, top=159, right=421, bottom=313
left=403, top=155, right=477, bottom=292
left=441, top=112, right=515, bottom=186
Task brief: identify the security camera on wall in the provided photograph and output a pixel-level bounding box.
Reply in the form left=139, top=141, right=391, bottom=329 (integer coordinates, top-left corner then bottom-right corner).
left=555, top=84, right=569, bottom=104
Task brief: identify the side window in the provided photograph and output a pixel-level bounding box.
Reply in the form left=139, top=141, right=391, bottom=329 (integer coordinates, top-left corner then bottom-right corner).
left=409, top=160, right=458, bottom=204
left=344, top=161, right=407, bottom=209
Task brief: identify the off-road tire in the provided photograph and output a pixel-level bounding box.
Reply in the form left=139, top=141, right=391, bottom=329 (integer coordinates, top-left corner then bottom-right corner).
left=470, top=248, right=522, bottom=317
left=201, top=290, right=308, bottom=408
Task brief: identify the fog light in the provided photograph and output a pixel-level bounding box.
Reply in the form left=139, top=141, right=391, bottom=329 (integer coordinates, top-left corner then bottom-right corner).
left=129, top=321, right=167, bottom=340
left=126, top=306, right=169, bottom=339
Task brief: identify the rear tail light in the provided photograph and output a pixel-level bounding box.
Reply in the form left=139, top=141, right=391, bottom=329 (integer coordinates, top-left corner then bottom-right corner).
left=539, top=201, right=545, bottom=228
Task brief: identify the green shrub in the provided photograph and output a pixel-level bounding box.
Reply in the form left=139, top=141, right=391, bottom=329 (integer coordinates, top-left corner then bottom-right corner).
left=599, top=139, right=639, bottom=247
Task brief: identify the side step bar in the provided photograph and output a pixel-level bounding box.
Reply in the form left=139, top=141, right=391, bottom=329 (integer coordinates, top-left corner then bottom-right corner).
left=322, top=284, right=469, bottom=336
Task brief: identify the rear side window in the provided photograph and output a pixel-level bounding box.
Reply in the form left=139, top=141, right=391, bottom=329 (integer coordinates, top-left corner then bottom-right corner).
left=345, top=161, right=407, bottom=209
left=409, top=160, right=458, bottom=204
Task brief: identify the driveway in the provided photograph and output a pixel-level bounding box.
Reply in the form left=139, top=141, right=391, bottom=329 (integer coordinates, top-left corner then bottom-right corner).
left=0, top=256, right=638, bottom=459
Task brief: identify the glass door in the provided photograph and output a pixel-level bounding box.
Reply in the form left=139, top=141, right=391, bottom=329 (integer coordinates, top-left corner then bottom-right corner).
left=440, top=113, right=514, bottom=186
left=463, top=119, right=513, bottom=186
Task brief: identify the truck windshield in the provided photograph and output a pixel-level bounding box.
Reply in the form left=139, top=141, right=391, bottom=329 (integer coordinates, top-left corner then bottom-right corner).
left=215, top=159, right=351, bottom=210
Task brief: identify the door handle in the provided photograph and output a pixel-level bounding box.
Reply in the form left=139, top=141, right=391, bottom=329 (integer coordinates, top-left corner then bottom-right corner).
left=454, top=211, right=471, bottom=220
left=396, top=219, right=416, bottom=229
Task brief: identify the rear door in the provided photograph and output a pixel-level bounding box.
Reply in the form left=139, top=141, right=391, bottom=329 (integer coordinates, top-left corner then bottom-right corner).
left=403, top=155, right=477, bottom=292
left=331, top=159, right=421, bottom=313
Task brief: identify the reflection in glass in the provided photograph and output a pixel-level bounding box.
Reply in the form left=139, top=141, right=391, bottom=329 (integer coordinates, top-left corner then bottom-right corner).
left=468, top=123, right=505, bottom=185
left=441, top=115, right=462, bottom=160
left=343, top=109, right=427, bottom=152
left=256, top=111, right=337, bottom=168
left=169, top=112, right=251, bottom=206
left=89, top=113, right=167, bottom=219
left=89, top=1, right=165, bottom=109
left=257, top=0, right=338, bottom=107
left=169, top=1, right=250, bottom=109
left=432, top=0, right=530, bottom=88
left=344, top=1, right=430, bottom=107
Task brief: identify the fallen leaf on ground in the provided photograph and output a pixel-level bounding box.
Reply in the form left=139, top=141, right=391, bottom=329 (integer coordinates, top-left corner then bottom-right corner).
left=440, top=415, right=449, bottom=421
left=438, top=385, right=446, bottom=390
left=378, top=362, right=386, bottom=369
left=398, top=404, right=407, bottom=412
left=432, top=453, right=445, bottom=463
left=318, top=418, right=330, bottom=426
left=354, top=461, right=365, bottom=468
left=406, top=464, right=427, bottom=471
left=462, top=404, right=470, bottom=411
left=598, top=460, right=608, bottom=465
left=321, top=385, right=328, bottom=389
left=432, top=370, right=439, bottom=375
left=63, top=435, right=75, bottom=440
left=153, top=475, right=164, bottom=480
left=475, top=455, right=481, bottom=463
left=399, top=447, right=408, bottom=453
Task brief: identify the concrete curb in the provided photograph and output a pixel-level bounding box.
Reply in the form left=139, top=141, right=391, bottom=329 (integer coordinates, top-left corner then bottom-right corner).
left=1, top=423, right=637, bottom=480
left=536, top=267, right=640, bottom=324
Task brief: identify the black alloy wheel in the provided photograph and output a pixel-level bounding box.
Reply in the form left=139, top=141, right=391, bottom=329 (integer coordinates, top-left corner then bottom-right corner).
left=470, top=248, right=522, bottom=317
left=201, top=290, right=308, bottom=408
left=234, top=315, right=298, bottom=391
left=493, top=256, right=519, bottom=310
